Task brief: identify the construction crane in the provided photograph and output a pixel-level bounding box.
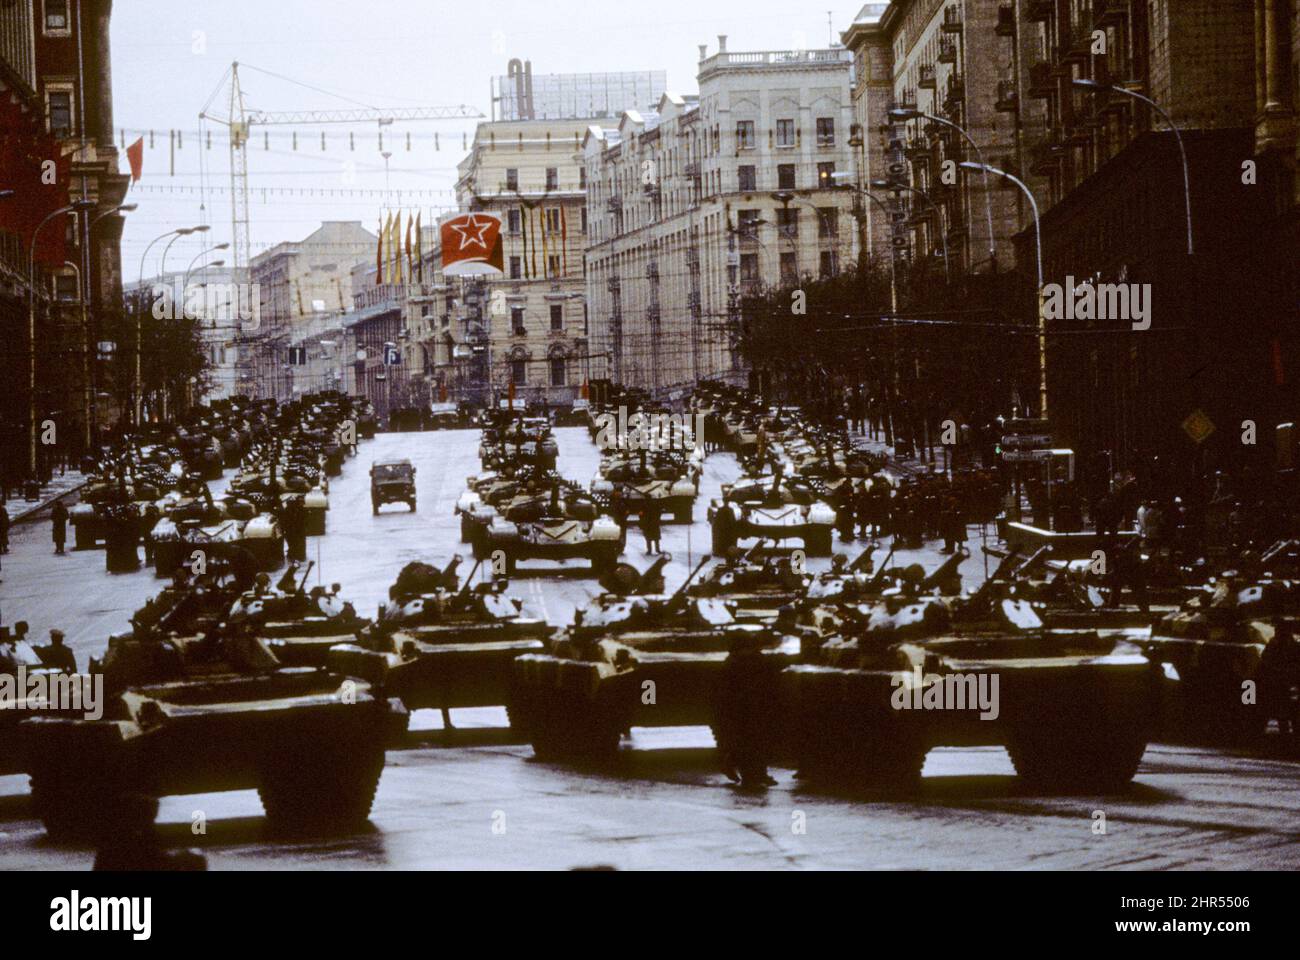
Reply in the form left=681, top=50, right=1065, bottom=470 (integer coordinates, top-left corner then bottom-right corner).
left=200, top=61, right=484, bottom=271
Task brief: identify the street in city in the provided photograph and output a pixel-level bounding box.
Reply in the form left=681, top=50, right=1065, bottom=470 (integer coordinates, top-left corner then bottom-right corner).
left=1, top=426, right=1296, bottom=871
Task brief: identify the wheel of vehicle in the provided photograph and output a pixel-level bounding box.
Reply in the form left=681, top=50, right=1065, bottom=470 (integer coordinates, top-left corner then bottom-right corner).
left=407, top=498, right=417, bottom=513
left=29, top=755, right=126, bottom=844
left=258, top=738, right=385, bottom=836
left=1006, top=721, right=1147, bottom=792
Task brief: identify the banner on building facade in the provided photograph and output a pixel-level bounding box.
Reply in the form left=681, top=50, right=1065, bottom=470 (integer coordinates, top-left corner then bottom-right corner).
left=440, top=211, right=503, bottom=276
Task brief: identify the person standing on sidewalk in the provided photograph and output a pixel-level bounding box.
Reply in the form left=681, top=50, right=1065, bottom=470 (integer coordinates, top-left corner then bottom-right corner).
left=51, top=500, right=69, bottom=555
left=0, top=503, right=8, bottom=554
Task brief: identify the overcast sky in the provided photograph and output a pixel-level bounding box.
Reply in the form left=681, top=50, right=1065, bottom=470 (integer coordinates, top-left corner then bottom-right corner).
left=111, top=0, right=861, bottom=279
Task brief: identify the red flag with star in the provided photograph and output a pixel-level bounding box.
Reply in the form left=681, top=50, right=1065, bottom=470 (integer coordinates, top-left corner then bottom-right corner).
left=440, top=211, right=503, bottom=276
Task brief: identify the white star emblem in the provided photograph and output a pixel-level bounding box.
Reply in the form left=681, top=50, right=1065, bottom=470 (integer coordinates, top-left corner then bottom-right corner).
left=449, top=214, right=494, bottom=252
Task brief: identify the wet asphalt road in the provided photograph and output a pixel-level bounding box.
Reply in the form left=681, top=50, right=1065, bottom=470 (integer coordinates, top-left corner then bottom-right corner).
left=1, top=427, right=1297, bottom=870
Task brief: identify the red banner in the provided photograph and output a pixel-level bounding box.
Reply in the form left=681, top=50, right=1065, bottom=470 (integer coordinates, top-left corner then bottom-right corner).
left=0, top=96, right=72, bottom=267
left=440, top=211, right=503, bottom=277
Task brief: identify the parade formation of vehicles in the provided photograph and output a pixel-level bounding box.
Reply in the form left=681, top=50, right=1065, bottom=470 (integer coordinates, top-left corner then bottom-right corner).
left=6, top=383, right=1297, bottom=848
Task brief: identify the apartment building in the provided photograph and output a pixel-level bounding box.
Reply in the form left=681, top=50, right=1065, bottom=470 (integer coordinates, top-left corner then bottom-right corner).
left=584, top=37, right=858, bottom=399
left=244, top=220, right=374, bottom=401
left=453, top=117, right=592, bottom=406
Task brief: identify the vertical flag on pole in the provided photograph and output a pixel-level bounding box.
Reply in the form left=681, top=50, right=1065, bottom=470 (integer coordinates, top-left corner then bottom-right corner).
left=376, top=214, right=384, bottom=285
left=405, top=212, right=413, bottom=284
left=414, top=210, right=423, bottom=283
left=560, top=206, right=568, bottom=275
left=393, top=210, right=403, bottom=285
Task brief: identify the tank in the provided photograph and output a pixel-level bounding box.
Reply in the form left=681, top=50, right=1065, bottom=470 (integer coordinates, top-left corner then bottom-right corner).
left=480, top=509, right=624, bottom=574
left=778, top=569, right=1159, bottom=793
left=1140, top=572, right=1300, bottom=745
left=328, top=558, right=550, bottom=723
left=19, top=578, right=404, bottom=842
left=708, top=469, right=836, bottom=557
left=510, top=558, right=801, bottom=760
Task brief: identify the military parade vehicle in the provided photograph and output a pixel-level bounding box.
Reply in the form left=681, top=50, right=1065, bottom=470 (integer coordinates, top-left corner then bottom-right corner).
left=592, top=449, right=701, bottom=525
left=479, top=507, right=624, bottom=575
left=510, top=557, right=803, bottom=761
left=708, top=468, right=837, bottom=556
left=328, top=558, right=549, bottom=728
left=371, top=458, right=418, bottom=514
left=19, top=576, right=405, bottom=842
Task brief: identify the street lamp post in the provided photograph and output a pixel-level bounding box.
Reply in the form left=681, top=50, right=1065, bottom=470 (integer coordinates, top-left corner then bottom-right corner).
left=28, top=200, right=95, bottom=480
left=1073, top=79, right=1193, bottom=255
left=872, top=178, right=949, bottom=284
left=961, top=160, right=1045, bottom=420
left=135, top=224, right=207, bottom=425
left=83, top=203, right=137, bottom=452
left=889, top=107, right=997, bottom=272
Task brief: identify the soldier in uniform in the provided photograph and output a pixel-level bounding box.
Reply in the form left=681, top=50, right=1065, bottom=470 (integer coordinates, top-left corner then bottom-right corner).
left=51, top=500, right=69, bottom=554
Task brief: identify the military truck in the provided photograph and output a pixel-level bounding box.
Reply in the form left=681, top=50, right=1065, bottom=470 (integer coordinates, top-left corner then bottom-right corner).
left=371, top=458, right=417, bottom=514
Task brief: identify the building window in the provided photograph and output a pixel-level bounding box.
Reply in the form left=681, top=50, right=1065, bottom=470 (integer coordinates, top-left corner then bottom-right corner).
left=817, top=162, right=836, bottom=189
left=509, top=256, right=522, bottom=279
left=776, top=208, right=798, bottom=239
left=545, top=208, right=561, bottom=232
left=507, top=209, right=521, bottom=234
left=55, top=273, right=78, bottom=301
left=547, top=254, right=560, bottom=278
left=47, top=90, right=73, bottom=137
left=738, top=165, right=756, bottom=192
left=550, top=356, right=566, bottom=386
left=505, top=168, right=519, bottom=191
left=579, top=167, right=587, bottom=189
left=546, top=167, right=558, bottom=191
left=817, top=207, right=838, bottom=238
left=777, top=164, right=796, bottom=190
left=511, top=307, right=525, bottom=335
left=739, top=252, right=759, bottom=283
left=776, top=119, right=795, bottom=148
left=816, top=118, right=835, bottom=146
left=819, top=250, right=839, bottom=278
left=736, top=120, right=755, bottom=149
left=780, top=251, right=798, bottom=286
left=511, top=358, right=527, bottom=384
left=737, top=209, right=760, bottom=239
left=550, top=303, right=563, bottom=331
left=44, top=0, right=69, bottom=32
left=580, top=208, right=588, bottom=233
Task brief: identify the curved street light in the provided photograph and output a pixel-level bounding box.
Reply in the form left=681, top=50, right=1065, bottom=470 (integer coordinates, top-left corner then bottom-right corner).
left=1073, top=78, right=1193, bottom=255
left=889, top=107, right=997, bottom=272
left=135, top=224, right=207, bottom=425
left=184, top=242, right=230, bottom=289
left=960, top=160, right=1046, bottom=420
left=872, top=178, right=950, bottom=284
left=28, top=199, right=95, bottom=477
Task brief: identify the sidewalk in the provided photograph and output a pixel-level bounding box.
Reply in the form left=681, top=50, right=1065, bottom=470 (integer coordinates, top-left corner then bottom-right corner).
left=3, top=471, right=90, bottom=524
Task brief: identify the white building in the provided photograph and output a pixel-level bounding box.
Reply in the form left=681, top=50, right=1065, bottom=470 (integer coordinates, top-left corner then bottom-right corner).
left=584, top=37, right=859, bottom=399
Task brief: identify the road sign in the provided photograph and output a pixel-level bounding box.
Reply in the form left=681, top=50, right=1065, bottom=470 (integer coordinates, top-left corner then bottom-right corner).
left=1182, top=409, right=1215, bottom=445
left=384, top=346, right=401, bottom=366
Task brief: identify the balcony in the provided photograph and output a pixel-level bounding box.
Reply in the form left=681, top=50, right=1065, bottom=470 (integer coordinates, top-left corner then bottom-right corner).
left=1026, top=0, right=1055, bottom=22
left=938, top=39, right=958, bottom=65
left=995, top=3, right=1017, bottom=37
left=944, top=76, right=965, bottom=112
left=905, top=135, right=931, bottom=159
left=941, top=5, right=962, bottom=33
left=1096, top=0, right=1129, bottom=27
left=995, top=79, right=1019, bottom=113
left=1028, top=61, right=1055, bottom=98
left=919, top=64, right=937, bottom=90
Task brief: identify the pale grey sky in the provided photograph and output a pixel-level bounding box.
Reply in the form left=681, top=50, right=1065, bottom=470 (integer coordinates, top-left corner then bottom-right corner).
left=111, top=0, right=861, bottom=279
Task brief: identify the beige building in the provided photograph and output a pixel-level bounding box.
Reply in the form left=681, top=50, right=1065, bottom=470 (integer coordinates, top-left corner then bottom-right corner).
left=244, top=221, right=375, bottom=401
left=453, top=118, right=592, bottom=406
left=583, top=37, right=859, bottom=399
